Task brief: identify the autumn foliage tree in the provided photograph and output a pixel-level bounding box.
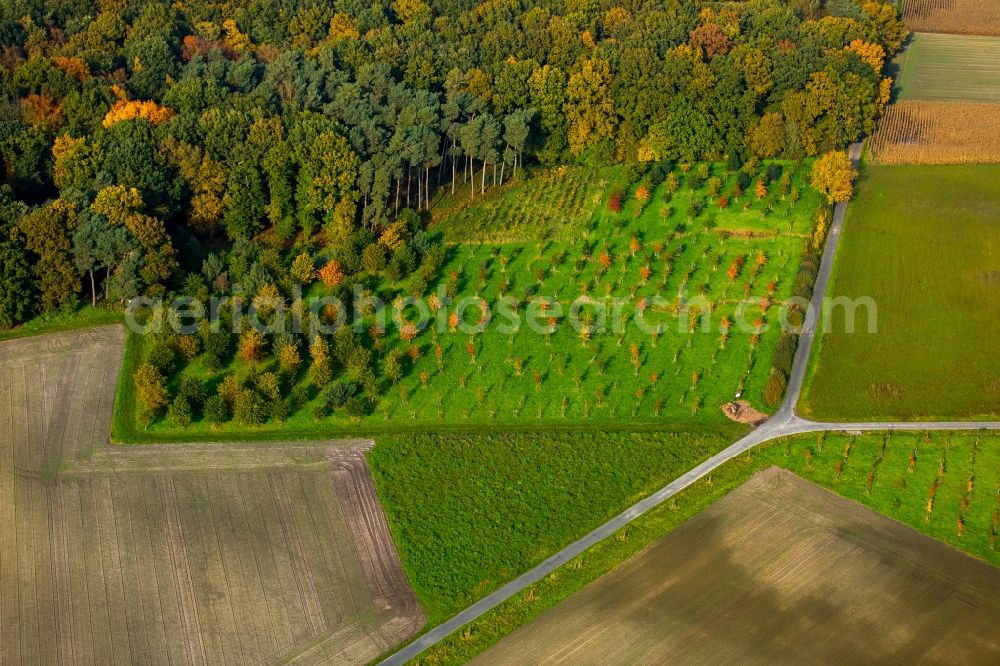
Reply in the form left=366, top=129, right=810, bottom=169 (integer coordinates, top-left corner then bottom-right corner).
left=102, top=100, right=174, bottom=128
left=134, top=362, right=169, bottom=415
left=51, top=134, right=100, bottom=191
left=309, top=335, right=333, bottom=386
left=51, top=56, right=90, bottom=81
left=726, top=255, right=746, bottom=282
left=277, top=342, right=302, bottom=374
left=565, top=58, right=616, bottom=156
left=188, top=156, right=226, bottom=236
left=845, top=39, right=886, bottom=73
left=608, top=190, right=624, bottom=212
left=180, top=35, right=236, bottom=61
left=318, top=259, right=344, bottom=287
left=689, top=23, right=732, bottom=60
left=811, top=151, right=856, bottom=204
left=764, top=369, right=787, bottom=408
left=91, top=186, right=177, bottom=291
left=21, top=94, right=64, bottom=129
left=290, top=252, right=316, bottom=284
left=238, top=328, right=267, bottom=362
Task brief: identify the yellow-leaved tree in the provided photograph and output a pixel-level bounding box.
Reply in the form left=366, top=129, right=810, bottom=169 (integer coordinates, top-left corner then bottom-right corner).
left=565, top=58, right=616, bottom=156
left=845, top=39, right=886, bottom=73
left=810, top=151, right=855, bottom=204
left=102, top=99, right=173, bottom=128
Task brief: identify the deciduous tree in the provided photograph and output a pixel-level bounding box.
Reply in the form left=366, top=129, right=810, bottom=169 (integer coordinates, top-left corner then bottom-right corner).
left=0, top=235, right=35, bottom=328
left=134, top=362, right=169, bottom=414
left=565, top=58, right=616, bottom=156
left=810, top=150, right=855, bottom=203
left=19, top=199, right=80, bottom=312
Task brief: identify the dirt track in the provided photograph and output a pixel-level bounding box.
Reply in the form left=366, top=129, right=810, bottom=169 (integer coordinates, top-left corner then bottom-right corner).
left=473, top=467, right=1000, bottom=665
left=0, top=326, right=423, bottom=665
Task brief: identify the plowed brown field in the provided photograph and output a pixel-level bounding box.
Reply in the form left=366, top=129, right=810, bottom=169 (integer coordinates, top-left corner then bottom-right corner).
left=0, top=326, right=423, bottom=665
left=474, top=467, right=1000, bottom=664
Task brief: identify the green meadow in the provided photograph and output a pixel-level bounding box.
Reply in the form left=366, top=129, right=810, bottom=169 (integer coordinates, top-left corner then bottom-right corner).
left=368, top=428, right=738, bottom=624
left=802, top=164, right=1000, bottom=420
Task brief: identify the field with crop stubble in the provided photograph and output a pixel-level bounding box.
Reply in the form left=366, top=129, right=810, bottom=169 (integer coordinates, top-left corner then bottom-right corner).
left=902, top=0, right=1000, bottom=36
left=0, top=327, right=423, bottom=665
left=868, top=101, right=1000, bottom=164
left=473, top=467, right=1000, bottom=664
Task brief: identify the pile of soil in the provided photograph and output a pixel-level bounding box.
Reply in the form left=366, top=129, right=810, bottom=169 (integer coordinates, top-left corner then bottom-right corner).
left=722, top=400, right=769, bottom=426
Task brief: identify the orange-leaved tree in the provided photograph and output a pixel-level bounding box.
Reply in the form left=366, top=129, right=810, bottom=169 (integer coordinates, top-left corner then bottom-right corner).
left=102, top=99, right=173, bottom=128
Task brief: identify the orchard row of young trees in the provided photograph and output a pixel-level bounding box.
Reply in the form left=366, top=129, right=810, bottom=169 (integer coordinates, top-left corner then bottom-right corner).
left=0, top=0, right=904, bottom=328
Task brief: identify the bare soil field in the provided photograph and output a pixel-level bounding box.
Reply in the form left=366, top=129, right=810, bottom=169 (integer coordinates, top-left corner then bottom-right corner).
left=473, top=467, right=1000, bottom=665
left=0, top=326, right=423, bottom=665
left=902, top=0, right=1000, bottom=36
left=868, top=101, right=1000, bottom=164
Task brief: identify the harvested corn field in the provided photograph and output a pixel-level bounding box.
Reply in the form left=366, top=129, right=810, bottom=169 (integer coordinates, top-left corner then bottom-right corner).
left=902, top=0, right=1000, bottom=36
left=0, top=326, right=423, bottom=665
left=474, top=468, right=1000, bottom=664
left=868, top=101, right=1000, bottom=164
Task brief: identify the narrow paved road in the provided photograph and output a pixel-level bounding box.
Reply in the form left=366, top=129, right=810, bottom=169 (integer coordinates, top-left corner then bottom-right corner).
left=782, top=141, right=862, bottom=409
left=380, top=142, right=1000, bottom=665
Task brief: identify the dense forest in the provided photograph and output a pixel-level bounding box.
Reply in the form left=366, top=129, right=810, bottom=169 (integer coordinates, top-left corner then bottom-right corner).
left=0, top=0, right=904, bottom=327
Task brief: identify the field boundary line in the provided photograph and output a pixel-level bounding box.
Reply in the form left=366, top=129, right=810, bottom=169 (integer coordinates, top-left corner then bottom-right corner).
left=332, top=453, right=425, bottom=633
